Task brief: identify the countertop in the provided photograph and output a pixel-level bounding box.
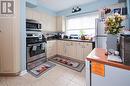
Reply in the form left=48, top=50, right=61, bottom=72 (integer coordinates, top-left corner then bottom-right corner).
left=47, top=38, right=95, bottom=43
left=86, top=48, right=130, bottom=70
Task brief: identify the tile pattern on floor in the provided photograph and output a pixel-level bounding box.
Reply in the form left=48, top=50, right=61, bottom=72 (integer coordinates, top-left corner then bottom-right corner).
left=0, top=63, right=86, bottom=86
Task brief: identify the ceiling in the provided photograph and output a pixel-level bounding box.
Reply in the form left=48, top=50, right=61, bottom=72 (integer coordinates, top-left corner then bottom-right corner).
left=39, top=0, right=97, bottom=12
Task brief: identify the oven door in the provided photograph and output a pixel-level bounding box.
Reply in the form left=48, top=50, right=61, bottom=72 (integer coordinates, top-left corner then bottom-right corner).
left=27, top=43, right=46, bottom=63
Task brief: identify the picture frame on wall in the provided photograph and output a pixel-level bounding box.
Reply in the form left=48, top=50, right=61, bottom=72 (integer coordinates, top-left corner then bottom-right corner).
left=122, top=7, right=127, bottom=15
left=113, top=8, right=121, bottom=14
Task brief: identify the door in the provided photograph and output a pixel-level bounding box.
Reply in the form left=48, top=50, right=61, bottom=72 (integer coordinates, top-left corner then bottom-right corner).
left=0, top=19, right=14, bottom=73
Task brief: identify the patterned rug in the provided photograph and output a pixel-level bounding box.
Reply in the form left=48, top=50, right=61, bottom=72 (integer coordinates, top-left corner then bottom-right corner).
left=28, top=61, right=56, bottom=78
left=49, top=55, right=85, bottom=72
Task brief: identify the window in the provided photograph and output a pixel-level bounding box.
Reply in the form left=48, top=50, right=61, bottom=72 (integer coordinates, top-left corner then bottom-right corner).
left=66, top=12, right=99, bottom=37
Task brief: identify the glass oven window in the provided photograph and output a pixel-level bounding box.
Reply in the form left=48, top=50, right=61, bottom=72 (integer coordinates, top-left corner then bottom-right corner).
left=29, top=44, right=45, bottom=57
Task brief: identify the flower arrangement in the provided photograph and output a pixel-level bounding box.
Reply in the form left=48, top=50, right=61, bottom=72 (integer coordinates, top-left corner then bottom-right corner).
left=105, top=13, right=125, bottom=35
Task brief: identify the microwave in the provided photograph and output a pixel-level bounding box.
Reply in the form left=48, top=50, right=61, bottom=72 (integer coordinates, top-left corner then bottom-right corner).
left=26, top=19, right=42, bottom=31
left=120, top=34, right=130, bottom=66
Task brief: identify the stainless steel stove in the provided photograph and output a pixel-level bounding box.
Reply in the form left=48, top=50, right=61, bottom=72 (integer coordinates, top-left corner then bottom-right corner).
left=26, top=19, right=47, bottom=71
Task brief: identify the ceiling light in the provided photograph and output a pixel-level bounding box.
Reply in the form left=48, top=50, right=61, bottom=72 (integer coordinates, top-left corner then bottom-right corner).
left=72, top=6, right=81, bottom=13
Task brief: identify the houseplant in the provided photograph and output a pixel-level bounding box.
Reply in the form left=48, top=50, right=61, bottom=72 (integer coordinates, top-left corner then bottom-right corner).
left=105, top=13, right=125, bottom=50
left=80, top=30, right=85, bottom=40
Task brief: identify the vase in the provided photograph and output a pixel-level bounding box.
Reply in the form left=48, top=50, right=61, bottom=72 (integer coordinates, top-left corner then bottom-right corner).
left=106, top=34, right=118, bottom=51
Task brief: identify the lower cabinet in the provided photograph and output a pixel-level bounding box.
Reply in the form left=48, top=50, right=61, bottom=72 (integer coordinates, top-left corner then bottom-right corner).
left=56, top=40, right=93, bottom=61
left=47, top=40, right=93, bottom=61
left=83, top=42, right=92, bottom=58
left=47, top=40, right=57, bottom=58
left=76, top=42, right=92, bottom=61
left=65, top=41, right=76, bottom=58
left=57, top=40, right=65, bottom=56
left=76, top=42, right=84, bottom=60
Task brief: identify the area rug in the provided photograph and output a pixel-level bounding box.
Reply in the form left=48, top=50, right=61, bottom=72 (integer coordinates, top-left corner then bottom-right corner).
left=28, top=61, right=56, bottom=78
left=49, top=55, right=85, bottom=72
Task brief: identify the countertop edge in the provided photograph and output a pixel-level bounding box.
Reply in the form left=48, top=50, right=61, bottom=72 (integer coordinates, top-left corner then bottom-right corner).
left=86, top=48, right=130, bottom=71
left=47, top=39, right=95, bottom=43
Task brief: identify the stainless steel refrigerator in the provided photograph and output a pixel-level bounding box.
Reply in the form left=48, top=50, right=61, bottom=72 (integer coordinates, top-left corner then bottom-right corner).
left=95, top=19, right=107, bottom=49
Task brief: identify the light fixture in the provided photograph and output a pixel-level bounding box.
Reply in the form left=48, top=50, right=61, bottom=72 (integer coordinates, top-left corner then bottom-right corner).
left=72, top=6, right=81, bottom=13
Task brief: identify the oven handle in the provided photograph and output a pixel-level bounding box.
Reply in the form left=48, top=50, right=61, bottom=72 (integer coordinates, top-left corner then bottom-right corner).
left=27, top=43, right=46, bottom=46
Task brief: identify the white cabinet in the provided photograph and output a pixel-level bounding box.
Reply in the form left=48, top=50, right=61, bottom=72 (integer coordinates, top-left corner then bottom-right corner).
left=76, top=42, right=92, bottom=61
left=65, top=41, right=76, bottom=58
left=47, top=40, right=57, bottom=58
left=57, top=41, right=76, bottom=58
left=56, top=16, right=65, bottom=32
left=83, top=43, right=92, bottom=58
left=56, top=40, right=93, bottom=61
left=44, top=15, right=56, bottom=32
left=57, top=40, right=65, bottom=56
left=26, top=7, right=57, bottom=32
left=26, top=7, right=33, bottom=19
left=76, top=42, right=84, bottom=61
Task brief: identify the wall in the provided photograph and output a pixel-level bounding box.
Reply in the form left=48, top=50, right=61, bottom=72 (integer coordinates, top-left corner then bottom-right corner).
left=26, top=7, right=57, bottom=32
left=57, top=0, right=119, bottom=16
left=20, top=0, right=26, bottom=71
left=127, top=0, right=130, bottom=28
left=26, top=0, right=56, bottom=16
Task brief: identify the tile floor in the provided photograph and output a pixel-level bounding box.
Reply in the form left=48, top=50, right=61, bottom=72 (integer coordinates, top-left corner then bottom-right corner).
left=0, top=63, right=86, bottom=86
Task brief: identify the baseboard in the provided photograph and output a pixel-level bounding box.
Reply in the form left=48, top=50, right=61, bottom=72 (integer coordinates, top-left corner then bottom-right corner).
left=20, top=70, right=27, bottom=76
left=0, top=71, right=20, bottom=76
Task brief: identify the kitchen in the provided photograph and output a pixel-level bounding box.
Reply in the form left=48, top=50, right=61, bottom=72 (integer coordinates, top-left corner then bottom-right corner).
left=0, top=0, right=130, bottom=86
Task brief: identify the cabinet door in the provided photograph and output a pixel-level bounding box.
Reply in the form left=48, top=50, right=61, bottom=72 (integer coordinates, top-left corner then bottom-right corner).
left=83, top=43, right=92, bottom=59
left=46, top=16, right=56, bottom=32
left=26, top=7, right=33, bottom=19
left=56, top=16, right=65, bottom=32
left=56, top=16, right=62, bottom=32
left=57, top=40, right=65, bottom=56
left=65, top=41, right=76, bottom=58
left=47, top=40, right=57, bottom=58
left=76, top=42, right=84, bottom=61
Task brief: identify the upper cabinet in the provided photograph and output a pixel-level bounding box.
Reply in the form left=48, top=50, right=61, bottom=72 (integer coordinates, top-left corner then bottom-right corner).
left=44, top=15, right=56, bottom=32
left=56, top=16, right=65, bottom=32
left=26, top=7, right=57, bottom=32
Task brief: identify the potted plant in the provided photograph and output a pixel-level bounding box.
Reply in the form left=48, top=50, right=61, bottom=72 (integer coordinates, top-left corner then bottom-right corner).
left=80, top=30, right=85, bottom=40
left=105, top=13, right=125, bottom=50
